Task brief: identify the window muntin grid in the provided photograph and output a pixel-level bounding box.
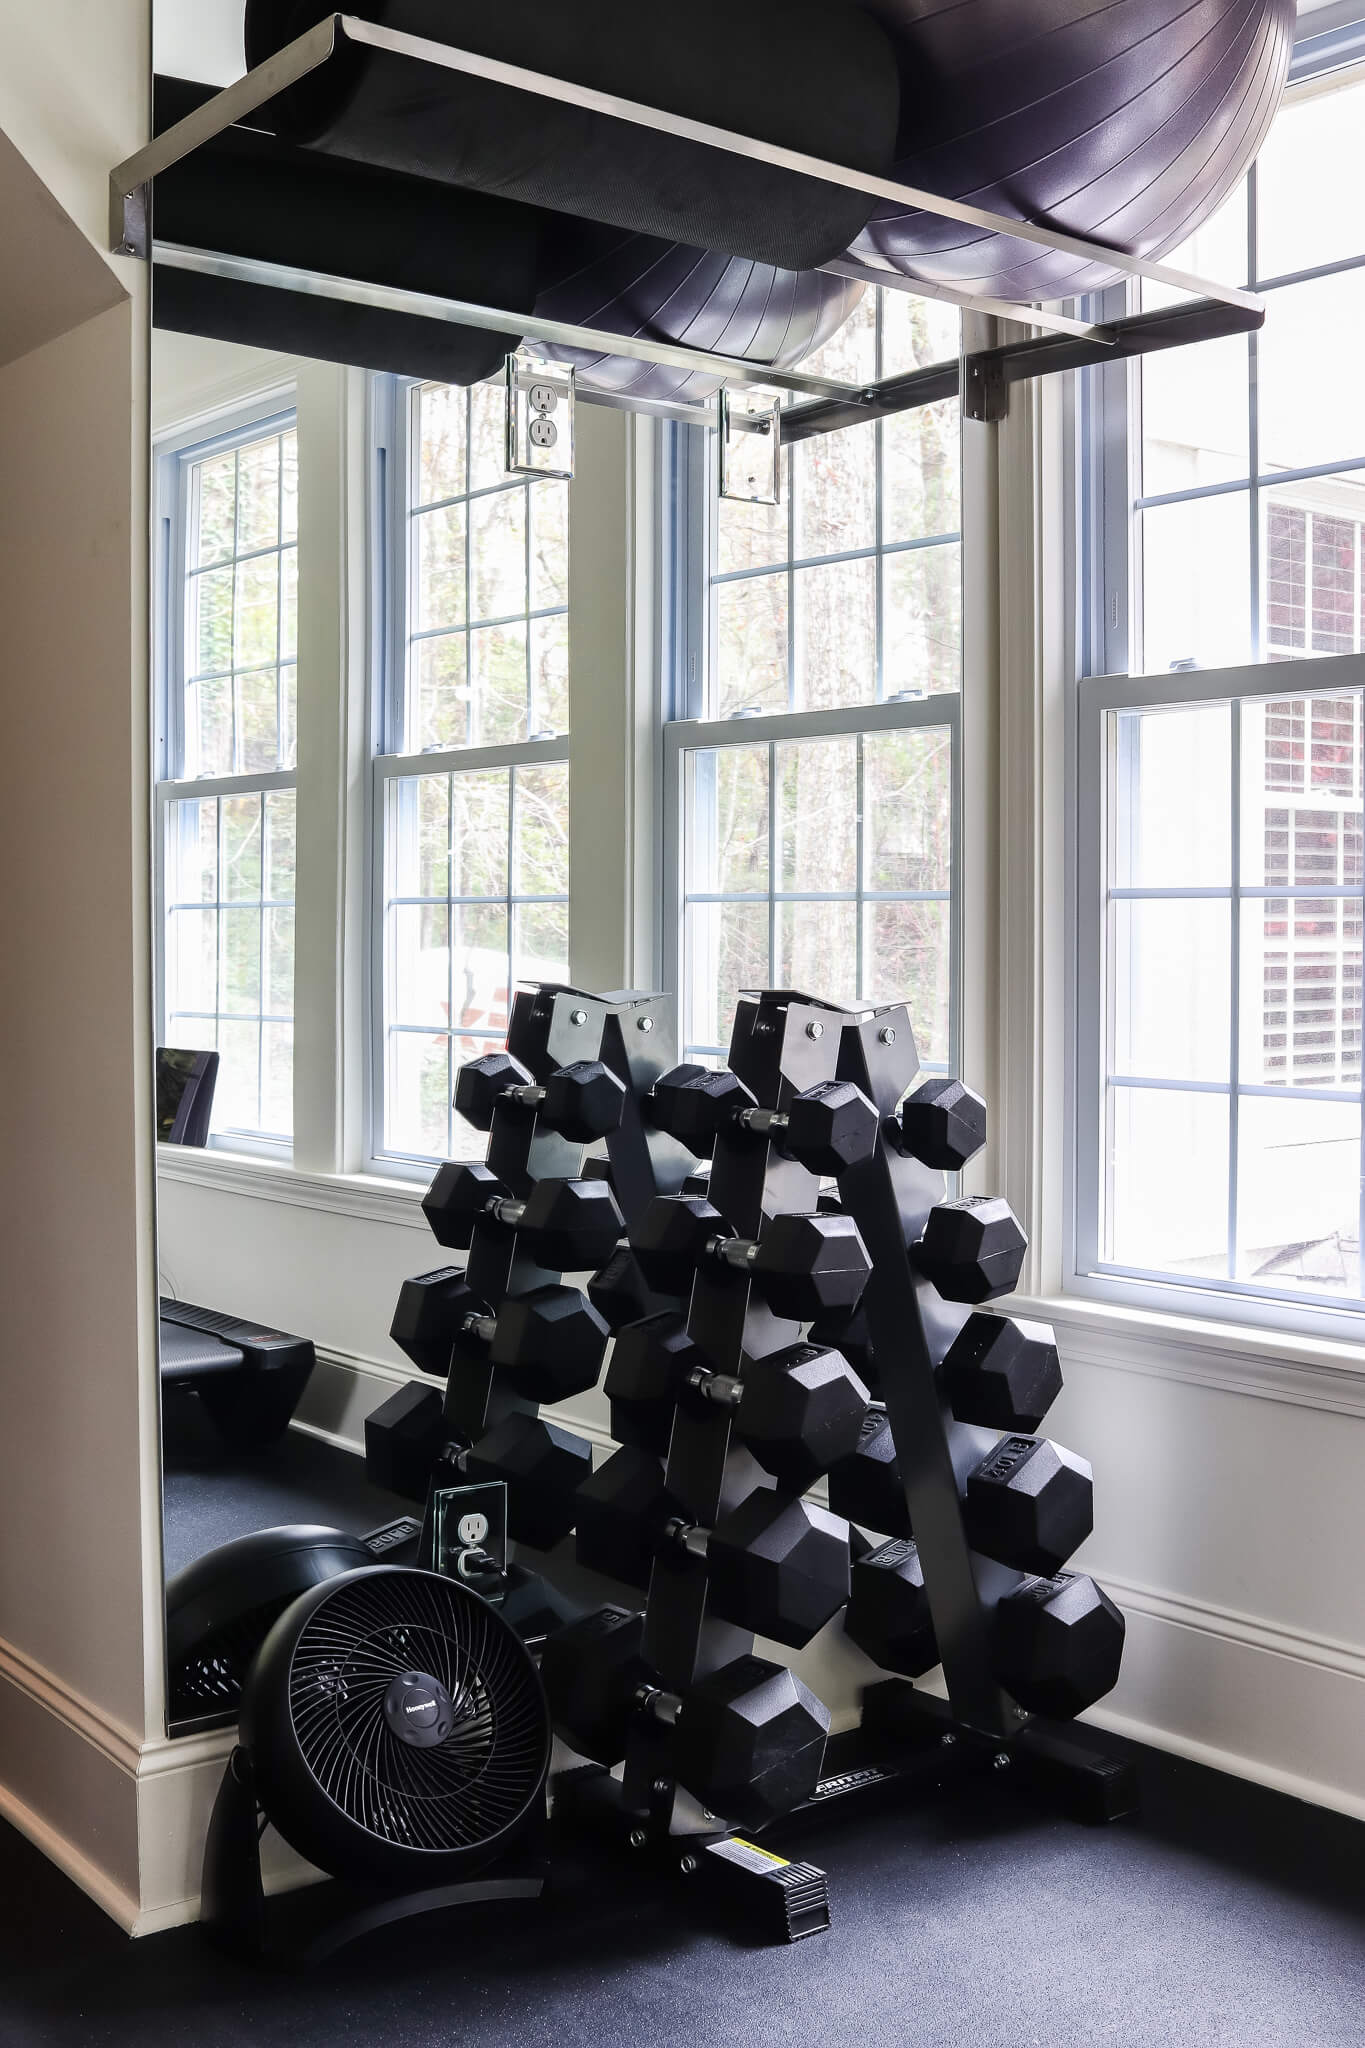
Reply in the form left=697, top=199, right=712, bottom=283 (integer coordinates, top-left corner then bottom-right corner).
left=160, top=416, right=299, bottom=1146
left=680, top=288, right=963, bottom=1074
left=1077, top=55, right=1365, bottom=1328
left=183, top=426, right=298, bottom=776
left=402, top=380, right=568, bottom=753
left=1128, top=69, right=1365, bottom=676
left=1096, top=683, right=1364, bottom=1312
left=379, top=760, right=569, bottom=1162
left=163, top=788, right=296, bottom=1140
left=375, top=376, right=573, bottom=1167
left=710, top=292, right=962, bottom=718
left=679, top=718, right=955, bottom=1066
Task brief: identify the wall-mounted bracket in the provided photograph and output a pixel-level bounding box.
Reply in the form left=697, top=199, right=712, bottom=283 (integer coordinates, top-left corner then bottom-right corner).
left=961, top=350, right=1010, bottom=426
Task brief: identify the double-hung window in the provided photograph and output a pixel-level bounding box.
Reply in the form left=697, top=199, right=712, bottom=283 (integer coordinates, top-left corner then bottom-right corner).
left=666, top=291, right=963, bottom=1071
left=372, top=377, right=571, bottom=1167
left=155, top=408, right=299, bottom=1148
left=1073, top=34, right=1365, bottom=1331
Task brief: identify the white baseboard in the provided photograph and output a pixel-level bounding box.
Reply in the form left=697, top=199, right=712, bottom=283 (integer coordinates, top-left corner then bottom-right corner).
left=1085, top=1702, right=1365, bottom=1825
left=135, top=1728, right=322, bottom=1935
left=0, top=1632, right=324, bottom=1935
left=0, top=1774, right=141, bottom=1931
left=292, top=1342, right=415, bottom=1453
left=0, top=1638, right=142, bottom=1929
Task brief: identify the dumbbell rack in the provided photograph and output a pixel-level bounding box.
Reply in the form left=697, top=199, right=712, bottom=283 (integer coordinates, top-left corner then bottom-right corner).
left=556, top=989, right=863, bottom=1936
left=831, top=1004, right=1138, bottom=1818
left=556, top=985, right=1133, bottom=1943
left=416, top=981, right=690, bottom=1570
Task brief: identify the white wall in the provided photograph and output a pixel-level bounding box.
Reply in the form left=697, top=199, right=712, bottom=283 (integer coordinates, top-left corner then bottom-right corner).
left=152, top=327, right=292, bottom=433
left=0, top=0, right=152, bottom=260
left=154, top=0, right=243, bottom=86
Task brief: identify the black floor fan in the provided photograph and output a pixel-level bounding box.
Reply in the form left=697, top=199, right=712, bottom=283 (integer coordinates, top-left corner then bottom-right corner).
left=203, top=1566, right=552, bottom=1961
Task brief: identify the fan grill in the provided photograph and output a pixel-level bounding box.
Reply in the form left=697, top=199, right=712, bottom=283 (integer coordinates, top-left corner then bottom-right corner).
left=286, top=1574, right=546, bottom=1853
left=172, top=1596, right=295, bottom=1719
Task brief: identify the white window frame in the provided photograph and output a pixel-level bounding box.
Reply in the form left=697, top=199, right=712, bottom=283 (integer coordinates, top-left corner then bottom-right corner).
left=1072, top=654, right=1365, bottom=1341
left=155, top=327, right=980, bottom=1199
left=662, top=300, right=969, bottom=1085
left=153, top=393, right=299, bottom=1159
left=366, top=374, right=643, bottom=1177
left=1068, top=21, right=1365, bottom=1340
left=661, top=695, right=962, bottom=1067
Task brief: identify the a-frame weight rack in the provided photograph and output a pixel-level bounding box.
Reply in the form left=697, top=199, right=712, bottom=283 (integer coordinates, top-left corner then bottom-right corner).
left=557, top=986, right=1132, bottom=1941
left=832, top=1002, right=1136, bottom=1818
left=415, top=980, right=691, bottom=1571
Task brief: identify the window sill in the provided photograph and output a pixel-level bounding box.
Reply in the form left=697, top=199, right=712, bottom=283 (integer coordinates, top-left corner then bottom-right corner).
left=152, top=1154, right=1365, bottom=1409
left=1012, top=1288, right=1365, bottom=1416
left=155, top=1144, right=428, bottom=1230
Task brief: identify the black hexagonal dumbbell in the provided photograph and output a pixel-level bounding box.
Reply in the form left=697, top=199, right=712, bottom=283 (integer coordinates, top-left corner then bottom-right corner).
left=914, top=1195, right=1027, bottom=1304
left=459, top=1411, right=594, bottom=1551
left=809, top=1299, right=878, bottom=1390
left=942, top=1313, right=1063, bottom=1432
left=894, top=1076, right=987, bottom=1171
left=843, top=1537, right=939, bottom=1678
left=390, top=1266, right=608, bottom=1402
left=964, top=1434, right=1093, bottom=1575
left=423, top=1161, right=624, bottom=1270
left=541, top=1605, right=829, bottom=1830
left=631, top=1195, right=871, bottom=1324
left=825, top=1408, right=911, bottom=1539
left=995, top=1571, right=1125, bottom=1720
left=455, top=1050, right=627, bottom=1144
left=587, top=1247, right=664, bottom=1333
left=604, top=1314, right=870, bottom=1491
left=574, top=1445, right=850, bottom=1648
left=649, top=1064, right=880, bottom=1176
left=364, top=1381, right=590, bottom=1551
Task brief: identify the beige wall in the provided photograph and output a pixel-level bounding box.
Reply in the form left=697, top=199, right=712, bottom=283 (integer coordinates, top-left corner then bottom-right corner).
left=0, top=296, right=160, bottom=1917
left=0, top=0, right=164, bottom=1927
left=0, top=0, right=151, bottom=261
left=0, top=302, right=155, bottom=1733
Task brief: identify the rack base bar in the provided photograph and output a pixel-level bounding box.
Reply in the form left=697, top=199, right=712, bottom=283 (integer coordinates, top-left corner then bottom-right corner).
left=550, top=1767, right=831, bottom=1944
left=551, top=1694, right=1134, bottom=1942
left=859, top=1680, right=1140, bottom=1826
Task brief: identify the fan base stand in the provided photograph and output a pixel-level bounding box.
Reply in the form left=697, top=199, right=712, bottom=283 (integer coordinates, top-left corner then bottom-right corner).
left=202, top=1747, right=548, bottom=1965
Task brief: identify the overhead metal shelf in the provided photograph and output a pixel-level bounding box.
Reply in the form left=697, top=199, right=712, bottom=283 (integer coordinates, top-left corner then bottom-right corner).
left=113, top=11, right=1265, bottom=433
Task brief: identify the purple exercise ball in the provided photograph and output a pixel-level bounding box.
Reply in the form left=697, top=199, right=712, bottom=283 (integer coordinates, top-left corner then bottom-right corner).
left=534, top=224, right=864, bottom=403
left=850, top=0, right=1294, bottom=299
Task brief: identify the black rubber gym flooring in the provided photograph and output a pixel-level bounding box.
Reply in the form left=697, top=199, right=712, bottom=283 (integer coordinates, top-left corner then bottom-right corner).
left=161, top=1396, right=418, bottom=1577
left=1, top=1729, right=1362, bottom=2047
left=117, top=1414, right=1363, bottom=2046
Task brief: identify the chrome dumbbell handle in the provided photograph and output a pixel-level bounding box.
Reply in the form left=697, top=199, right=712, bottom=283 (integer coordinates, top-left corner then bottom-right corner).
left=684, top=1363, right=744, bottom=1412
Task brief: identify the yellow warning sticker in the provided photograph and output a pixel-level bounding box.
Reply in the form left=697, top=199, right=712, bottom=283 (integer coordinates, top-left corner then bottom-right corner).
left=709, top=1837, right=790, bottom=1875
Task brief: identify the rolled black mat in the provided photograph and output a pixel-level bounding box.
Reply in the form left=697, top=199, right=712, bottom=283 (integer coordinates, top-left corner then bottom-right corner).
left=151, top=74, right=537, bottom=384
left=244, top=0, right=900, bottom=273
